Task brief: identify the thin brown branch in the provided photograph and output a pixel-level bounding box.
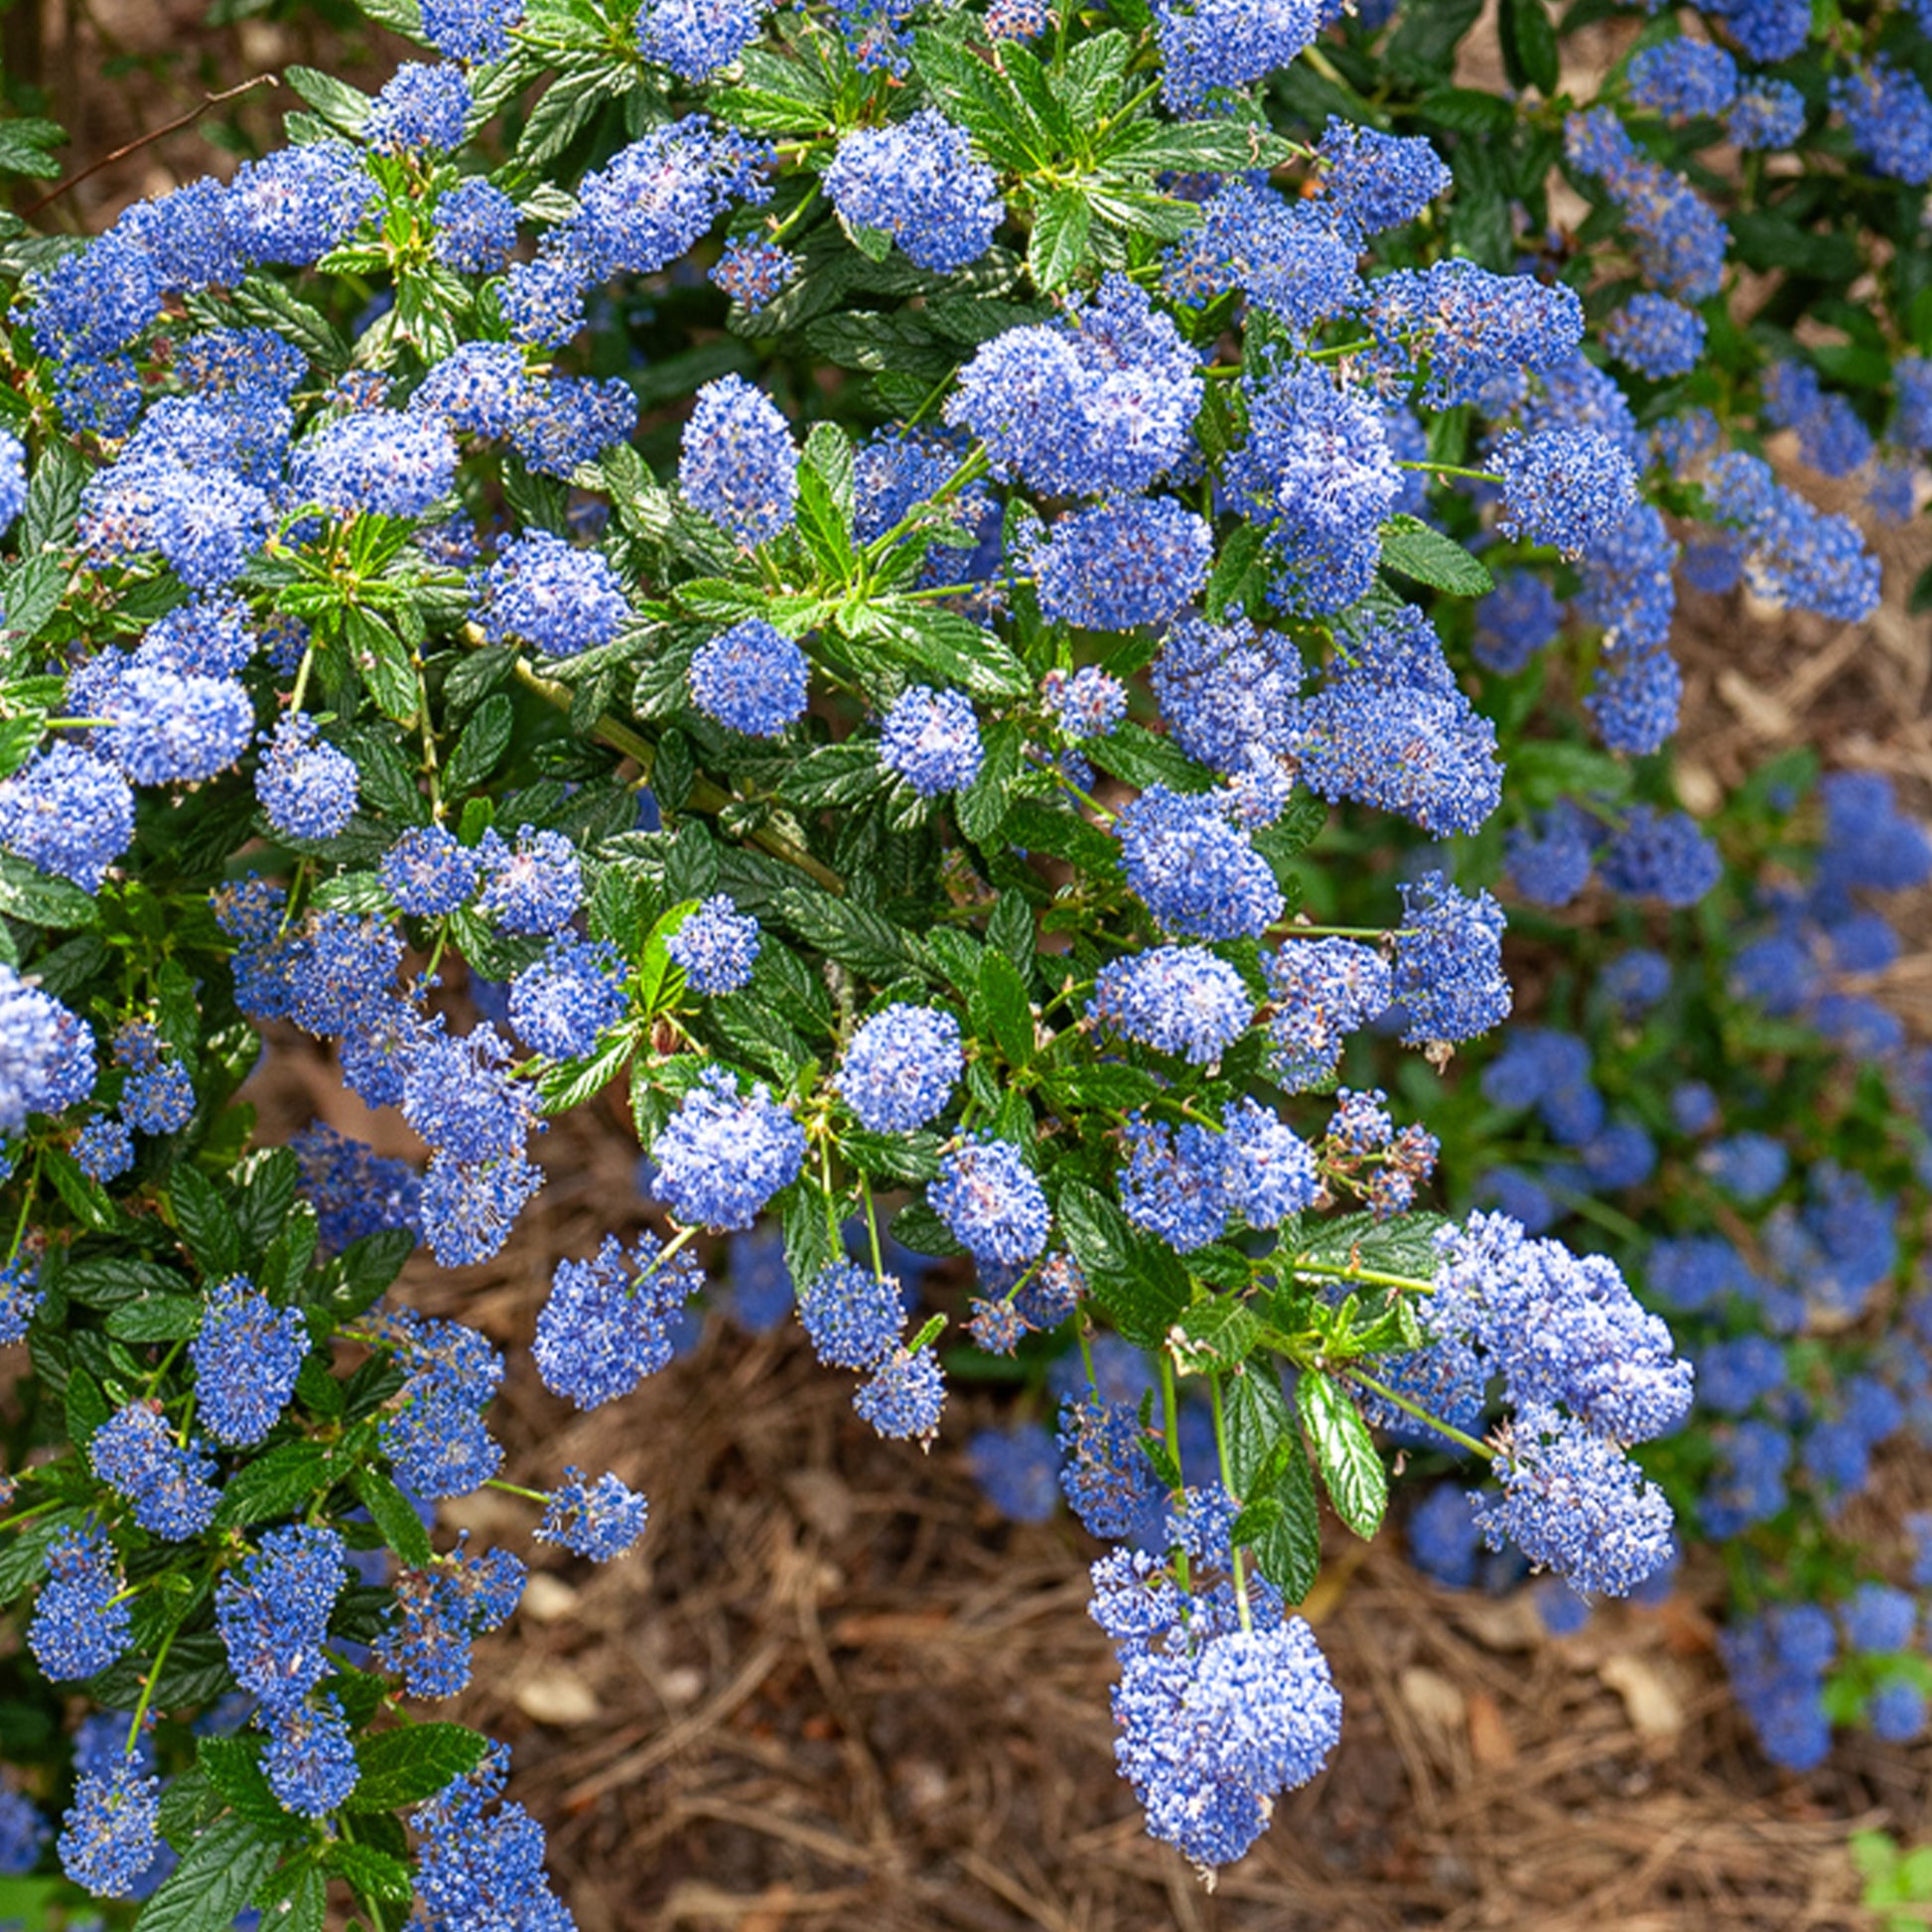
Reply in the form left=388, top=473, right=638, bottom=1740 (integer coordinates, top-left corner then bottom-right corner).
left=21, top=73, right=279, bottom=219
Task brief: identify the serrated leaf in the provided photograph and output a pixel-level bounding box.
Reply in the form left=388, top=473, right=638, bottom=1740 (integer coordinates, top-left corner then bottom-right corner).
left=349, top=1724, right=491, bottom=1811
left=1379, top=513, right=1493, bottom=596
left=168, top=1168, right=239, bottom=1279
left=253, top=1863, right=327, bottom=1932
left=1171, top=1298, right=1260, bottom=1372
left=0, top=115, right=65, bottom=178
left=1297, top=1371, right=1387, bottom=1541
left=214, top=1442, right=343, bottom=1529
left=0, top=1508, right=84, bottom=1605
left=105, top=1296, right=206, bottom=1343
left=283, top=66, right=371, bottom=137
left=976, top=951, right=1035, bottom=1069
left=323, top=1839, right=414, bottom=1904
left=846, top=599, right=1031, bottom=699
left=197, top=1737, right=303, bottom=1833
left=344, top=606, right=419, bottom=725
left=0, top=850, right=97, bottom=928
left=1044, top=1061, right=1162, bottom=1114
left=444, top=691, right=514, bottom=794
left=1056, top=1180, right=1190, bottom=1347
left=1085, top=723, right=1213, bottom=795
left=1029, top=189, right=1092, bottom=292
left=134, top=1815, right=282, bottom=1932
left=1294, top=1210, right=1450, bottom=1288
left=352, top=1466, right=435, bottom=1571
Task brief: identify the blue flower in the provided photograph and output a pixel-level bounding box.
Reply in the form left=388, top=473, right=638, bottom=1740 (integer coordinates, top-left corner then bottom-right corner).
left=879, top=684, right=983, bottom=795
left=798, top=1261, right=906, bottom=1368
left=834, top=1004, right=963, bottom=1131
left=652, top=1067, right=806, bottom=1231
left=664, top=896, right=760, bottom=994
left=472, top=530, right=629, bottom=656
left=679, top=373, right=797, bottom=546
left=688, top=619, right=809, bottom=737
left=824, top=110, right=1001, bottom=272
left=190, top=1276, right=308, bottom=1446
left=930, top=1137, right=1049, bottom=1265
left=536, top=1467, right=649, bottom=1560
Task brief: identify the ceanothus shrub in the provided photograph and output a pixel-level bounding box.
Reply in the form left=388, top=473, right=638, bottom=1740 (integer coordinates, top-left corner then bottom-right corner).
left=0, top=0, right=1919, bottom=1914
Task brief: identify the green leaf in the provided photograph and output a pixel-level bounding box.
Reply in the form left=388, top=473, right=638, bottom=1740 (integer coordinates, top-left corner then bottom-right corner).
left=912, top=32, right=1052, bottom=171
left=846, top=600, right=1031, bottom=699
left=0, top=851, right=97, bottom=928
left=353, top=0, right=425, bottom=39
left=1296, top=1372, right=1387, bottom=1541
left=1044, top=1061, right=1162, bottom=1114
left=254, top=1863, right=328, bottom=1932
left=1028, top=189, right=1092, bottom=293
left=794, top=459, right=856, bottom=582
left=0, top=115, right=65, bottom=178
left=1170, top=1298, right=1260, bottom=1373
left=350, top=1723, right=492, bottom=1811
left=1085, top=723, right=1214, bottom=795
left=987, top=890, right=1035, bottom=977
left=1246, top=1433, right=1321, bottom=1602
left=515, top=55, right=627, bottom=167
left=344, top=606, right=419, bottom=724
left=226, top=276, right=347, bottom=368
left=105, top=1296, right=206, bottom=1343
left=314, top=1226, right=416, bottom=1321
left=214, top=1442, right=344, bottom=1529
left=1, top=552, right=71, bottom=639
left=1097, top=118, right=1289, bottom=174
left=352, top=1467, right=436, bottom=1572
left=198, top=1736, right=304, bottom=1833
left=22, top=438, right=87, bottom=554
left=1384, top=0, right=1485, bottom=78
left=0, top=1509, right=83, bottom=1605
left=168, top=1168, right=239, bottom=1279
left=444, top=692, right=514, bottom=794
left=804, top=310, right=956, bottom=380
left=1294, top=1210, right=1450, bottom=1287
left=135, top=1815, right=282, bottom=1932
left=1497, top=0, right=1560, bottom=93
left=323, top=1838, right=414, bottom=1905
left=1004, top=797, right=1117, bottom=873
left=1223, top=1365, right=1294, bottom=1493
left=1056, top=1181, right=1190, bottom=1348
left=283, top=66, right=371, bottom=137
left=1378, top=514, right=1493, bottom=596
left=775, top=884, right=922, bottom=980
left=890, top=1198, right=966, bottom=1257
left=976, top=952, right=1035, bottom=1069
left=957, top=718, right=1023, bottom=846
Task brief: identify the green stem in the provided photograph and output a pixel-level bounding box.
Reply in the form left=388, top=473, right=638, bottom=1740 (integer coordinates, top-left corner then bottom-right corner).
left=288, top=642, right=316, bottom=717
left=819, top=1136, right=841, bottom=1250
left=8, top=1151, right=42, bottom=1263
left=1159, top=1350, right=1190, bottom=1593
left=861, top=1175, right=885, bottom=1278
left=1397, top=459, right=1504, bottom=484
left=1208, top=1373, right=1251, bottom=1633
left=125, top=1620, right=181, bottom=1757
left=1290, top=1258, right=1433, bottom=1297
left=485, top=1477, right=550, bottom=1504
left=1347, top=1367, right=1493, bottom=1461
